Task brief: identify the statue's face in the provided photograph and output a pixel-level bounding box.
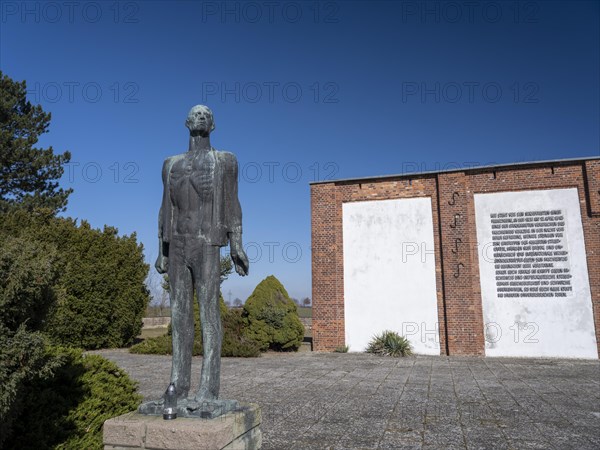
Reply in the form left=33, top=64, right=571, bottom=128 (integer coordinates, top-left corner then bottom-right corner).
left=186, top=105, right=214, bottom=135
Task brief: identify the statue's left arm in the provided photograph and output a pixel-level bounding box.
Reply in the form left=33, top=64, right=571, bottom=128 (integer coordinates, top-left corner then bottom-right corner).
left=155, top=158, right=171, bottom=274
left=224, top=153, right=249, bottom=276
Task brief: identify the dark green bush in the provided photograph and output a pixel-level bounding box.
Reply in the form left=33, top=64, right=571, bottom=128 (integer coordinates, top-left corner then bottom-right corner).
left=0, top=325, right=62, bottom=448
left=4, top=346, right=141, bottom=450
left=0, top=209, right=150, bottom=349
left=0, top=239, right=142, bottom=448
left=129, top=333, right=174, bottom=355
left=0, top=235, right=59, bottom=332
left=130, top=296, right=260, bottom=357
left=366, top=330, right=413, bottom=357
left=222, top=308, right=261, bottom=357
left=242, top=275, right=304, bottom=351
left=0, top=235, right=63, bottom=447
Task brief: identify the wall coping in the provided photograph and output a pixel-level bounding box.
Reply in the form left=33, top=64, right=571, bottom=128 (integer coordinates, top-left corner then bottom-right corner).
left=309, top=155, right=600, bottom=186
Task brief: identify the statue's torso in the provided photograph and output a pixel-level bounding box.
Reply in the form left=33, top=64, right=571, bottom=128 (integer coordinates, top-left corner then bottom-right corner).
left=169, top=150, right=216, bottom=237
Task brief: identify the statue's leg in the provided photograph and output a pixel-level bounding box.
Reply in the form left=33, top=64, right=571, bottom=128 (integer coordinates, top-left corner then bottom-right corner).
left=168, top=238, right=194, bottom=399
left=195, top=244, right=222, bottom=401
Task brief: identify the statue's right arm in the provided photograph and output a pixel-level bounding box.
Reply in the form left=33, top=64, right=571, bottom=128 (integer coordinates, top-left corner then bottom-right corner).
left=155, top=159, right=170, bottom=274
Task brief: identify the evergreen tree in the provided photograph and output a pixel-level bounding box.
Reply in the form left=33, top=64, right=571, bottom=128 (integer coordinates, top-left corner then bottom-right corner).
left=0, top=234, right=62, bottom=447
left=0, top=209, right=151, bottom=349
left=0, top=73, right=143, bottom=446
left=242, top=275, right=304, bottom=351
left=0, top=71, right=72, bottom=214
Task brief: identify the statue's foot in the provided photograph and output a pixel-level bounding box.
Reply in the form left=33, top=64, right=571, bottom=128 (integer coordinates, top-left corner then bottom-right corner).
left=138, top=395, right=240, bottom=419
left=138, top=389, right=189, bottom=415
left=193, top=394, right=217, bottom=403
left=138, top=398, right=164, bottom=415
left=185, top=397, right=241, bottom=419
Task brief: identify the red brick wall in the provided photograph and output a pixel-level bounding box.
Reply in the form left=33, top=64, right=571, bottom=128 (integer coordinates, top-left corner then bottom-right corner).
left=437, top=172, right=485, bottom=355
left=585, top=160, right=600, bottom=217
left=311, top=159, right=600, bottom=356
left=311, top=182, right=344, bottom=350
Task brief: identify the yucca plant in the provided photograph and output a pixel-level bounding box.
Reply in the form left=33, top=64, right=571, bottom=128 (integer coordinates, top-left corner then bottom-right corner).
left=366, top=330, right=412, bottom=357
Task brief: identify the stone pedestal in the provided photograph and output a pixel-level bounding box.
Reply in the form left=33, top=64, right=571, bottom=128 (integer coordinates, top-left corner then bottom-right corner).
left=103, top=403, right=261, bottom=450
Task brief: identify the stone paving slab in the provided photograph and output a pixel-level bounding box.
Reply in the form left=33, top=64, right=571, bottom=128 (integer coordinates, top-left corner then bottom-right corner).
left=95, top=350, right=600, bottom=449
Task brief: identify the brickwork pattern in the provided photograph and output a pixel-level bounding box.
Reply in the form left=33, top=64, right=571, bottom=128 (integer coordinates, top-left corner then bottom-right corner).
left=438, top=173, right=485, bottom=355
left=311, top=159, right=600, bottom=356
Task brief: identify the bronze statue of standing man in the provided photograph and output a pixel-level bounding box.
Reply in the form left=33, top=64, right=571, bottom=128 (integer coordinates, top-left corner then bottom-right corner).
left=141, top=105, right=249, bottom=418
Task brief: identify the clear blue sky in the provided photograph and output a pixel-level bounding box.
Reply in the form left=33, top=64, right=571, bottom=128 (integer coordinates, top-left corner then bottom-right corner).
left=1, top=0, right=598, bottom=302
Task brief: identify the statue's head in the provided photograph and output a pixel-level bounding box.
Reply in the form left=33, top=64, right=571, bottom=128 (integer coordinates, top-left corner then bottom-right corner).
left=185, top=105, right=215, bottom=136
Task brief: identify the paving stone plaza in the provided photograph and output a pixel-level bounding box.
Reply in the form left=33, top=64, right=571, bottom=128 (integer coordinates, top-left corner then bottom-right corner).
left=98, top=350, right=600, bottom=449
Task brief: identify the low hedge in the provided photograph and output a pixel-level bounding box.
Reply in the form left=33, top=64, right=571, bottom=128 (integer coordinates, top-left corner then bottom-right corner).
left=3, top=346, right=141, bottom=449
left=130, top=297, right=260, bottom=357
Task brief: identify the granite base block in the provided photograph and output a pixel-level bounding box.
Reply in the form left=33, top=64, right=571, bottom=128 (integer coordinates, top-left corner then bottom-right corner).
left=103, top=403, right=261, bottom=450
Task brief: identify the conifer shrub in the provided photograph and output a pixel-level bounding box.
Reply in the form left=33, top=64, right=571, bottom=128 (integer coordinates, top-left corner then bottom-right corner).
left=0, top=235, right=62, bottom=447
left=242, top=275, right=304, bottom=351
left=222, top=308, right=261, bottom=357
left=0, top=324, right=61, bottom=448
left=0, top=209, right=150, bottom=349
left=0, top=235, right=142, bottom=449
left=128, top=333, right=174, bottom=355
left=0, top=234, right=59, bottom=332
left=4, top=347, right=141, bottom=450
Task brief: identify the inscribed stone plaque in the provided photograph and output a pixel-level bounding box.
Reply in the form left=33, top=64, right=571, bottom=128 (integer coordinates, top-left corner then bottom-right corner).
left=474, top=188, right=597, bottom=358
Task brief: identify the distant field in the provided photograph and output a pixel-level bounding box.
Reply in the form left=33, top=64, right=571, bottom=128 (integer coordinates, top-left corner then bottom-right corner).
left=138, top=327, right=168, bottom=340
left=297, top=306, right=312, bottom=318
left=140, top=306, right=311, bottom=341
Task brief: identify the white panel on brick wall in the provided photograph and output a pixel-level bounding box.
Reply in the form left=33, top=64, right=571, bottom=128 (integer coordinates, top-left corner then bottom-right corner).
left=475, top=188, right=598, bottom=358
left=343, top=197, right=440, bottom=355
